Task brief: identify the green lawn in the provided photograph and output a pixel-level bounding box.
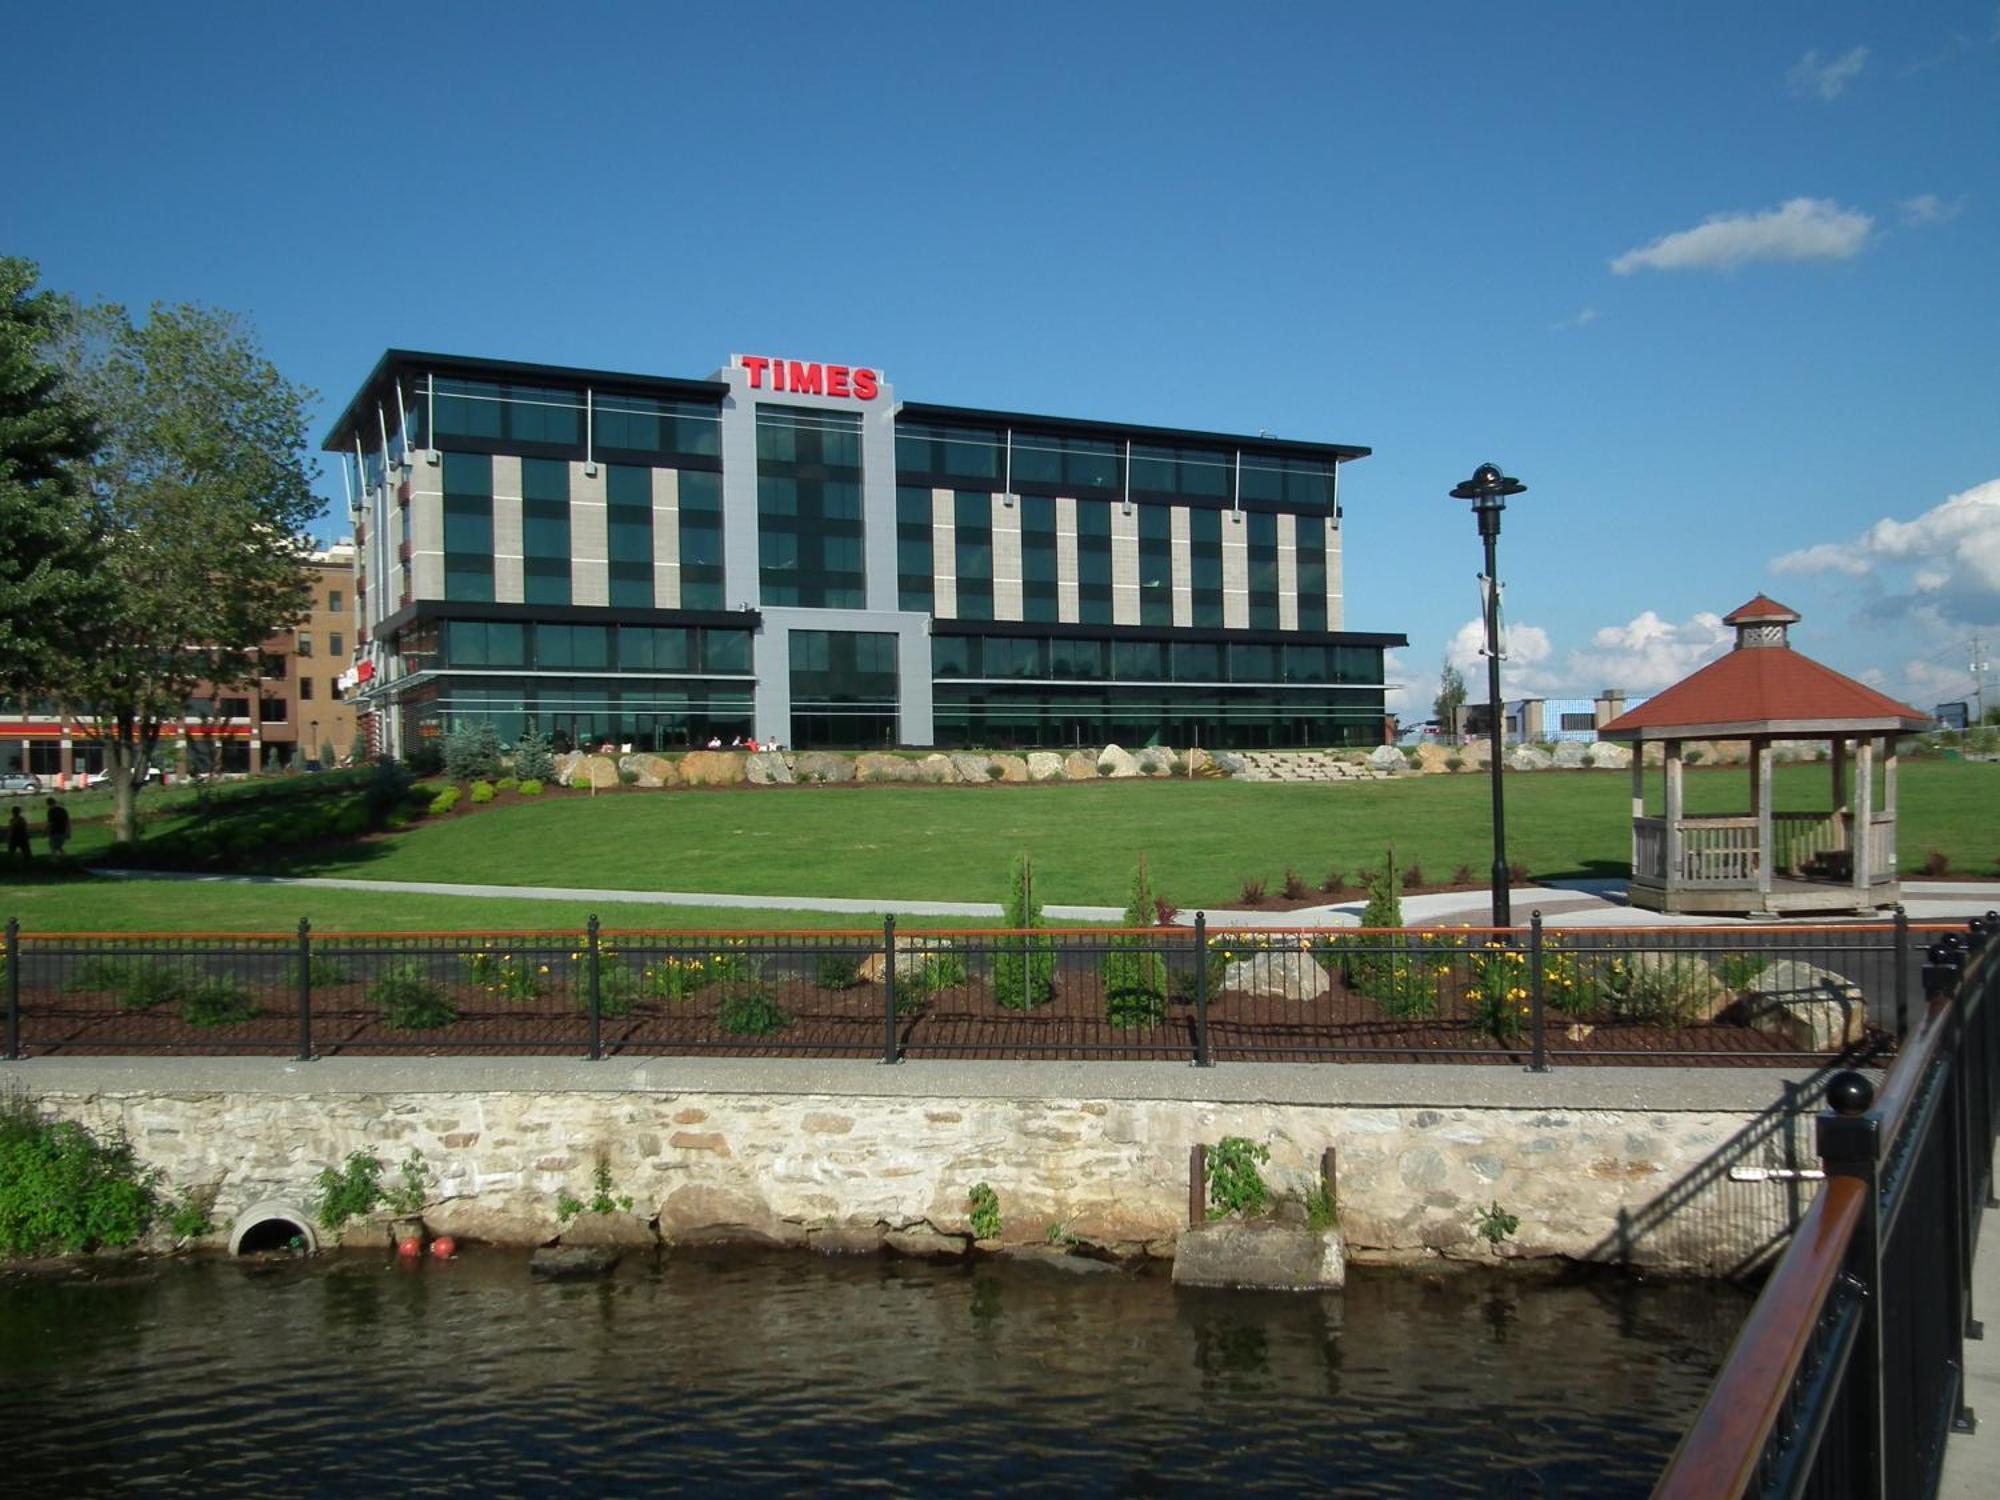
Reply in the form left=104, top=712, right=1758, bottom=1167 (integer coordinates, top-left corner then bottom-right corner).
left=3, top=758, right=1989, bottom=932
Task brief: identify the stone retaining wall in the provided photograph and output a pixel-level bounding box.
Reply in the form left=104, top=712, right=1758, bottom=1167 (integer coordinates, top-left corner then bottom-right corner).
left=25, top=1074, right=1815, bottom=1274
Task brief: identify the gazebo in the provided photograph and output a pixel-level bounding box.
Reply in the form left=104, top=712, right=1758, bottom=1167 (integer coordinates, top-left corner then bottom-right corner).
left=1599, top=596, right=1930, bottom=916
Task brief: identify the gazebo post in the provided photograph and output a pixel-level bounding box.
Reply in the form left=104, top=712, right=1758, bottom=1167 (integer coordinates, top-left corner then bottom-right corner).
left=1664, top=738, right=1684, bottom=893
left=1754, top=737, right=1774, bottom=906
left=1852, top=736, right=1875, bottom=903
left=1830, top=735, right=1848, bottom=857
left=1630, top=751, right=1645, bottom=878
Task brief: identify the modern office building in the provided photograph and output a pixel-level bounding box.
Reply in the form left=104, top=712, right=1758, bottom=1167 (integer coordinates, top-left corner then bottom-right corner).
left=323, top=352, right=1405, bottom=757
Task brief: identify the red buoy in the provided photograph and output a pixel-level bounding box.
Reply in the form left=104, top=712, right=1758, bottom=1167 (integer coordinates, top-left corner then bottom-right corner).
left=397, top=1235, right=424, bottom=1258
left=430, top=1235, right=457, bottom=1259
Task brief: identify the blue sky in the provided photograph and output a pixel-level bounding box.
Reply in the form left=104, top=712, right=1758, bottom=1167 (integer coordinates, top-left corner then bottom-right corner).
left=5, top=3, right=1995, bottom=717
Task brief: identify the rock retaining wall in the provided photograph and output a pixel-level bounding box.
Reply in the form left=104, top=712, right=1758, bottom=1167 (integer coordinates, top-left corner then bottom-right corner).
left=26, top=1073, right=1814, bottom=1274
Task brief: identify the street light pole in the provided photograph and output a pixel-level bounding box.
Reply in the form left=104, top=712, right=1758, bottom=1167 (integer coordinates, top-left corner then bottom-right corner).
left=1450, top=462, right=1528, bottom=928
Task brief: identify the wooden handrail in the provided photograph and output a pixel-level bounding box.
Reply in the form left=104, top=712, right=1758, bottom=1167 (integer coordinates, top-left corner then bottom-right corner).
left=1653, top=1176, right=1867, bottom=1500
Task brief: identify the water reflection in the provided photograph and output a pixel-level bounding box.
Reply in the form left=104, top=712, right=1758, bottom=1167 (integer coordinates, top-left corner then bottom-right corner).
left=0, top=1250, right=1747, bottom=1496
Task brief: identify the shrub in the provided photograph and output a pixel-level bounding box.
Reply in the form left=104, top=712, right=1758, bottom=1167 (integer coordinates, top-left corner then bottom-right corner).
left=468, top=780, right=496, bottom=805
left=1205, top=1136, right=1271, bottom=1219
left=68, top=958, right=186, bottom=1012
left=179, top=977, right=257, bottom=1028
left=1715, top=952, right=1771, bottom=992
left=904, top=947, right=966, bottom=1006
left=1154, top=895, right=1179, bottom=926
left=510, top=724, right=558, bottom=783
left=1451, top=864, right=1474, bottom=886
left=1281, top=868, right=1310, bottom=900
left=1683, top=747, right=1705, bottom=766
left=518, top=779, right=544, bottom=796
left=1238, top=876, right=1267, bottom=905
left=1602, top=952, right=1722, bottom=1027
left=718, top=987, right=790, bottom=1037
left=443, top=719, right=503, bottom=782
left=495, top=776, right=519, bottom=793
left=428, top=786, right=462, bottom=816
left=1302, top=1180, right=1339, bottom=1233
left=569, top=773, right=592, bottom=790
left=371, top=963, right=458, bottom=1029
left=619, top=768, right=640, bottom=785
left=1103, top=856, right=1167, bottom=1027
left=1464, top=939, right=1531, bottom=1044
left=463, top=948, right=541, bottom=1003
left=1920, top=850, right=1950, bottom=877
left=1326, top=850, right=1443, bottom=1018
left=1445, top=755, right=1465, bottom=772
left=967, top=1182, right=1002, bottom=1240
left=0, top=1095, right=162, bottom=1255
left=816, top=954, right=863, bottom=990
left=1401, top=861, right=1425, bottom=891
left=992, top=851, right=1055, bottom=1010
left=314, top=1150, right=385, bottom=1231
left=1168, top=937, right=1230, bottom=1003
left=1319, top=868, right=1345, bottom=895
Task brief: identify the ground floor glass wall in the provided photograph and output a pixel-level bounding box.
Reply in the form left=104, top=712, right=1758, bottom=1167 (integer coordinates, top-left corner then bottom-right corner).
left=931, top=682, right=1386, bottom=749
left=397, top=675, right=754, bottom=753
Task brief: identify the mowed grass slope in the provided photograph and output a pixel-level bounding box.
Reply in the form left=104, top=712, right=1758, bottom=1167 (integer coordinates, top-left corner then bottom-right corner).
left=274, top=760, right=1995, bottom=911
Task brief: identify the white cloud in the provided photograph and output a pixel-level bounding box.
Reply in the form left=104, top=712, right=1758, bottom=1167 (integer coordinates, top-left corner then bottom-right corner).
left=1551, top=306, right=1600, bottom=331
left=1771, top=477, right=2000, bottom=626
left=1444, top=611, right=1730, bottom=700
left=1382, top=649, right=1416, bottom=715
left=1899, top=193, right=1966, bottom=226
left=1788, top=45, right=1869, bottom=101
left=1610, top=197, right=1873, bottom=274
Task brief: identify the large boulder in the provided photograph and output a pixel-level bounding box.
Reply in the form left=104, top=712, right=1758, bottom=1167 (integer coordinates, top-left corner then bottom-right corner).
left=560, top=1210, right=657, bottom=1249
left=1206, top=750, right=1245, bottom=777
left=1026, top=751, right=1067, bottom=783
left=572, top=753, right=620, bottom=789
left=678, top=750, right=747, bottom=787
left=655, top=1183, right=804, bottom=1248
left=1096, top=744, right=1141, bottom=779
left=990, top=753, right=1030, bottom=783
left=1551, top=741, right=1589, bottom=768
left=1742, top=961, right=1867, bottom=1051
left=1615, top=952, right=1735, bottom=1024
left=619, top=754, right=679, bottom=788
left=792, top=752, right=855, bottom=784
left=744, top=751, right=794, bottom=786
left=1366, top=744, right=1406, bottom=773
left=858, top=939, right=946, bottom=983
left=1063, top=751, right=1100, bottom=780
left=1220, top=947, right=1332, bottom=1001
left=531, top=1246, right=620, bottom=1279
left=1134, top=746, right=1177, bottom=777
left=950, top=753, right=994, bottom=783
left=1172, top=1220, right=1345, bottom=1291
left=1585, top=740, right=1632, bottom=770
left=855, top=753, right=921, bottom=783
left=913, top=754, right=958, bottom=783
left=1411, top=743, right=1454, bottom=773
left=1505, top=745, right=1554, bottom=771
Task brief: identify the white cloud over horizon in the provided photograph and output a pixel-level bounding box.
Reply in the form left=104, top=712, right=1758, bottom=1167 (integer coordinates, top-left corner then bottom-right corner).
left=1770, top=477, right=2000, bottom=627
left=1899, top=192, right=1966, bottom=226
left=1788, top=45, right=1869, bottom=101
left=1610, top=197, right=1873, bottom=274
left=1436, top=610, right=1727, bottom=703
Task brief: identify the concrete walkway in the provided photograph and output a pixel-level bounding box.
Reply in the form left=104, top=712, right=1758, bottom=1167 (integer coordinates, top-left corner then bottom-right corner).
left=1942, top=1202, right=2000, bottom=1498
left=96, top=868, right=2000, bottom=929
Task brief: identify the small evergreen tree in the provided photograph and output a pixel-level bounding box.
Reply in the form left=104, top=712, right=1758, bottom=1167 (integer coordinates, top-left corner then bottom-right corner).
left=443, top=719, right=501, bottom=781
left=511, top=723, right=557, bottom=782
left=993, top=850, right=1055, bottom=1010
left=1102, top=854, right=1167, bottom=1027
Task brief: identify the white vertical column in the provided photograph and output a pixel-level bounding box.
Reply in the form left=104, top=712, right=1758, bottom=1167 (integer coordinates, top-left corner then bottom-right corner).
left=1110, top=502, right=1140, bottom=625
left=1323, top=515, right=1344, bottom=630
left=1755, top=739, right=1774, bottom=905
left=1664, top=740, right=1684, bottom=890
left=1853, top=737, right=1875, bottom=898
left=1170, top=506, right=1193, bottom=628
left=991, top=494, right=1023, bottom=621
left=490, top=454, right=524, bottom=603
left=1276, top=512, right=1299, bottom=631
left=570, top=460, right=609, bottom=606
left=930, top=488, right=957, bottom=618
left=1056, top=496, right=1080, bottom=622
left=1221, top=511, right=1250, bottom=628
left=652, top=467, right=682, bottom=608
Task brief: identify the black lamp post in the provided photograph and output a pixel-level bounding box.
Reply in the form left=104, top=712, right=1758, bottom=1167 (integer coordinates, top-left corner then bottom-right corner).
left=1449, top=461, right=1527, bottom=927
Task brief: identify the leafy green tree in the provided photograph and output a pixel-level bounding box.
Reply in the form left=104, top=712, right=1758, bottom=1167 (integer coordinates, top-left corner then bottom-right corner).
left=56, top=297, right=320, bottom=843
left=993, top=849, right=1055, bottom=1010
left=1102, top=854, right=1166, bottom=1027
left=1432, top=656, right=1467, bottom=733
left=0, top=257, right=106, bottom=702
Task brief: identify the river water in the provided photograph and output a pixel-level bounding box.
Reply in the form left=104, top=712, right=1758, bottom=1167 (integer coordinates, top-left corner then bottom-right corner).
left=0, top=1248, right=1747, bottom=1496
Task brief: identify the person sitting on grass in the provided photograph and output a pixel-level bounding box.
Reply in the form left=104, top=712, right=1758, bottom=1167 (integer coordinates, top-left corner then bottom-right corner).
left=45, top=797, right=70, bottom=857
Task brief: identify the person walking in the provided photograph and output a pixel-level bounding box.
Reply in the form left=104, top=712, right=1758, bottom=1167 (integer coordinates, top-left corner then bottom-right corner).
left=6, top=806, right=29, bottom=862
left=44, top=797, right=70, bottom=857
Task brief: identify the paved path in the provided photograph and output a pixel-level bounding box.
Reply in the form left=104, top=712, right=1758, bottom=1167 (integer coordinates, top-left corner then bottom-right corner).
left=97, top=869, right=2000, bottom=929
left=1941, top=1202, right=2000, bottom=1497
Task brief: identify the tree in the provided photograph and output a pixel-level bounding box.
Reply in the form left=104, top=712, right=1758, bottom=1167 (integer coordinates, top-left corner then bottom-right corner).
left=511, top=724, right=557, bottom=782
left=1102, top=854, right=1166, bottom=1027
left=0, top=258, right=105, bottom=701
left=1432, top=656, right=1467, bottom=734
left=443, top=719, right=502, bottom=782
left=57, top=298, right=321, bottom=843
left=993, top=849, right=1055, bottom=1010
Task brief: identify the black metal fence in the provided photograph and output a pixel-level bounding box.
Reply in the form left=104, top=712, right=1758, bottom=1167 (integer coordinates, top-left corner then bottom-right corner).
left=0, top=912, right=1975, bottom=1064
left=1655, top=913, right=2000, bottom=1498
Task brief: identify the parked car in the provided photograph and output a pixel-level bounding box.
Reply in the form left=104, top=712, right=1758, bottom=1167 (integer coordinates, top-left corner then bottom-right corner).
left=83, top=765, right=164, bottom=788
left=0, top=771, right=42, bottom=795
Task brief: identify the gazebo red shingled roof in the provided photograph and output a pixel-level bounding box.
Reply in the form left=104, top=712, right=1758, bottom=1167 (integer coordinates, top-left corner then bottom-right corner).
left=1601, top=596, right=1927, bottom=740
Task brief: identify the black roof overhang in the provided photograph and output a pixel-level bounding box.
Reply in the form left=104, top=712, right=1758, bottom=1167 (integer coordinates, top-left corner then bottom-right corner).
left=898, top=402, right=1370, bottom=463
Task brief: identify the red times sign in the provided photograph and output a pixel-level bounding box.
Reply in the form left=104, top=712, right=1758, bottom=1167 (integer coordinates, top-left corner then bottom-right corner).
left=734, top=356, right=880, bottom=401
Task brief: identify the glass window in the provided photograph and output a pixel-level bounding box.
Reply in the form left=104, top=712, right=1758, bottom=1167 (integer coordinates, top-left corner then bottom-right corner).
left=984, top=636, right=1046, bottom=678
left=1173, top=641, right=1221, bottom=682
left=1137, top=504, right=1172, bottom=627
left=757, top=407, right=865, bottom=609
left=1188, top=507, right=1223, bottom=628
left=1283, top=644, right=1329, bottom=684
left=702, top=628, right=752, bottom=675
left=678, top=469, right=724, bottom=610
left=1229, top=643, right=1278, bottom=682
left=931, top=635, right=973, bottom=677
left=1246, top=510, right=1279, bottom=630
left=1050, top=637, right=1106, bottom=679
left=895, top=422, right=1002, bottom=483
left=953, top=489, right=994, bottom=621
left=1076, top=499, right=1113, bottom=626
left=300, top=677, right=314, bottom=700
left=327, top=589, right=343, bottom=612
left=1113, top=640, right=1164, bottom=680
left=330, top=632, right=344, bottom=658
left=443, top=452, right=495, bottom=603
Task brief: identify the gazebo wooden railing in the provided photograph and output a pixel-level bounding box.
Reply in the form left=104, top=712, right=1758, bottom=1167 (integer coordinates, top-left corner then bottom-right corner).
left=1634, top=812, right=1899, bottom=888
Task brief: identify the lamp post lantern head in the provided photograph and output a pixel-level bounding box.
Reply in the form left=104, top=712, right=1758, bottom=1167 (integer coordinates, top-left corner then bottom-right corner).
left=1451, top=462, right=1526, bottom=537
